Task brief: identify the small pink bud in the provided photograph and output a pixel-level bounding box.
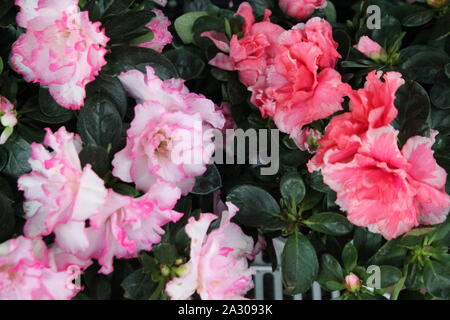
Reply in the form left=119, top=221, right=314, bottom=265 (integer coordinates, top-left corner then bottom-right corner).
left=345, top=273, right=362, bottom=292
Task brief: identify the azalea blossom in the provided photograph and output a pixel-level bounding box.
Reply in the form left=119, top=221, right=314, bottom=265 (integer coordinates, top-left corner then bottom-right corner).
left=291, top=127, right=322, bottom=153
left=166, top=202, right=255, bottom=300
left=279, top=0, right=327, bottom=20
left=204, top=3, right=346, bottom=139
left=18, top=127, right=108, bottom=253
left=11, top=0, right=109, bottom=109
left=308, top=71, right=405, bottom=171
left=322, top=126, right=450, bottom=239
left=113, top=66, right=224, bottom=195
left=138, top=9, right=172, bottom=52
left=80, top=182, right=182, bottom=274
left=0, top=236, right=81, bottom=300
left=0, top=96, right=18, bottom=144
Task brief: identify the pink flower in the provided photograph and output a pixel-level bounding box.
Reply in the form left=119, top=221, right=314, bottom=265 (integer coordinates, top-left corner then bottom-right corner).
left=294, top=18, right=341, bottom=69
left=206, top=2, right=285, bottom=88
left=344, top=273, right=361, bottom=292
left=322, top=126, right=450, bottom=240
left=152, top=0, right=167, bottom=6
left=0, top=236, right=81, bottom=300
left=291, top=127, right=322, bottom=153
left=17, top=127, right=108, bottom=253
left=263, top=35, right=349, bottom=133
left=308, top=71, right=405, bottom=171
left=80, top=182, right=182, bottom=274
left=216, top=102, right=236, bottom=130
left=138, top=9, right=172, bottom=53
left=166, top=202, right=255, bottom=300
left=279, top=0, right=327, bottom=20
left=354, top=36, right=385, bottom=60
left=113, top=67, right=224, bottom=195
left=0, top=96, right=18, bottom=144
left=11, top=0, right=109, bottom=109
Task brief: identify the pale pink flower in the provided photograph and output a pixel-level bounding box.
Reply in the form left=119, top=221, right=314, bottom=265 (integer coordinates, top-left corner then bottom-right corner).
left=80, top=182, right=182, bottom=274
left=0, top=236, right=81, bottom=300
left=279, top=0, right=327, bottom=20
left=166, top=202, right=255, bottom=300
left=354, top=36, right=384, bottom=60
left=17, top=127, right=108, bottom=253
left=0, top=96, right=18, bottom=144
left=344, top=273, right=361, bottom=292
left=11, top=0, right=109, bottom=109
left=138, top=9, right=172, bottom=53
left=152, top=0, right=167, bottom=6
left=308, top=71, right=405, bottom=172
left=322, top=126, right=450, bottom=240
left=113, top=67, right=224, bottom=195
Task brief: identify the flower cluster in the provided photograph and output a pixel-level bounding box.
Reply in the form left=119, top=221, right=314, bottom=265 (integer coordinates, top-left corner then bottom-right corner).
left=309, top=71, right=450, bottom=239
left=203, top=2, right=349, bottom=149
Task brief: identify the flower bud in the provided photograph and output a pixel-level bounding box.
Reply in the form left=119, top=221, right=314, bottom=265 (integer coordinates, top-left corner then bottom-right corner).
left=344, top=273, right=362, bottom=293
left=427, top=0, right=449, bottom=8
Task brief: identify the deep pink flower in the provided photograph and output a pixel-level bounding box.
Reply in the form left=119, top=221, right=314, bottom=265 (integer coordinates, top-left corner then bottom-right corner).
left=308, top=71, right=405, bottom=171
left=166, top=202, right=255, bottom=300
left=322, top=126, right=450, bottom=239
left=11, top=0, right=109, bottom=109
left=279, top=0, right=327, bottom=20
left=138, top=9, right=172, bottom=52
left=0, top=236, right=81, bottom=300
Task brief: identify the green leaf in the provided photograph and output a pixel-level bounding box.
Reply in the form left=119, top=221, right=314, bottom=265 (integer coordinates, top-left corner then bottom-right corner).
left=300, top=189, right=323, bottom=212
left=192, top=164, right=222, bottom=195
left=104, top=11, right=155, bottom=44
left=226, top=185, right=283, bottom=228
left=280, top=172, right=306, bottom=206
left=430, top=74, right=450, bottom=110
left=0, top=134, right=31, bottom=179
left=174, top=11, right=208, bottom=44
left=108, top=46, right=179, bottom=79
left=401, top=50, right=450, bottom=84
left=393, top=80, right=430, bottom=143
left=368, top=240, right=407, bottom=268
left=103, top=0, right=135, bottom=17
left=85, top=75, right=128, bottom=119
left=77, top=95, right=123, bottom=149
left=153, top=243, right=178, bottom=265
left=0, top=193, right=14, bottom=242
left=424, top=259, right=450, bottom=299
left=371, top=15, right=402, bottom=49
left=318, top=254, right=345, bottom=291
left=342, top=242, right=358, bottom=273
left=303, top=212, right=353, bottom=236
left=247, top=0, right=275, bottom=17
left=323, top=1, right=337, bottom=23
left=140, top=253, right=158, bottom=273
left=0, top=57, right=3, bottom=74
left=121, top=268, right=157, bottom=300
left=38, top=87, right=74, bottom=122
left=78, top=145, right=110, bottom=178
left=112, top=183, right=140, bottom=197
left=165, top=48, right=205, bottom=81
left=402, top=10, right=435, bottom=27
left=305, top=171, right=330, bottom=193
left=405, top=262, right=423, bottom=291
left=379, top=265, right=402, bottom=288
left=282, top=232, right=319, bottom=295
